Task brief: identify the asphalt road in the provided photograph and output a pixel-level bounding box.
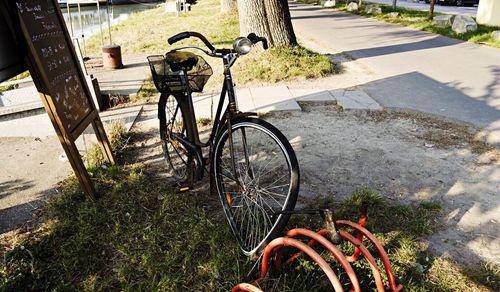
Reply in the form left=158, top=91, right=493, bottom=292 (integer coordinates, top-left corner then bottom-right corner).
left=366, top=0, right=478, bottom=16
left=290, top=2, right=500, bottom=139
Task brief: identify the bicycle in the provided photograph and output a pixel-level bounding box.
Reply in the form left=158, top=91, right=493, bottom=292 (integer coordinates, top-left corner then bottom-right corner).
left=147, top=32, right=300, bottom=256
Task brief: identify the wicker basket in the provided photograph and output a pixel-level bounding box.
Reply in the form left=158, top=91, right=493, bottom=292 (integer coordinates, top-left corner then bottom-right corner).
left=147, top=52, right=212, bottom=94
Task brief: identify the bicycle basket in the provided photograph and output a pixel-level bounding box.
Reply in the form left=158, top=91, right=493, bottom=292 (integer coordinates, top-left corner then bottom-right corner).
left=147, top=52, right=212, bottom=94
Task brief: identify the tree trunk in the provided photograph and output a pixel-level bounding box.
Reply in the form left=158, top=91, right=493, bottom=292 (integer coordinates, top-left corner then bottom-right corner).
left=237, top=0, right=297, bottom=47
left=263, top=0, right=297, bottom=46
left=221, top=0, right=237, bottom=13
left=237, top=0, right=271, bottom=41
left=428, top=0, right=436, bottom=20
left=392, top=0, right=397, bottom=10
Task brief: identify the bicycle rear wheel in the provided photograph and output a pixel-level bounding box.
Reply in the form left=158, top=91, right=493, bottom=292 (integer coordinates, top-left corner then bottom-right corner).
left=212, top=118, right=299, bottom=256
left=158, top=94, right=195, bottom=183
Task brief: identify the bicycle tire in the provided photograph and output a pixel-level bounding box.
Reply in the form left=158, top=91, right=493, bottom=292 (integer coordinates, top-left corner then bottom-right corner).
left=212, top=117, right=299, bottom=256
left=158, top=94, right=195, bottom=184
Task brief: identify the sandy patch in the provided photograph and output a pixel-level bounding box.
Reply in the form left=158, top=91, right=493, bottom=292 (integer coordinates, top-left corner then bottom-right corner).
left=263, top=107, right=499, bottom=266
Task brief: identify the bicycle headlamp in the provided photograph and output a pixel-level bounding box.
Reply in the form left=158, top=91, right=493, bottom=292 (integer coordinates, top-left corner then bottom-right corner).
left=233, top=37, right=252, bottom=55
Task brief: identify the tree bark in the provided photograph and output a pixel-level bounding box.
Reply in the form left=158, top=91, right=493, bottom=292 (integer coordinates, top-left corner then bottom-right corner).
left=263, top=0, right=297, bottom=46
left=237, top=0, right=271, bottom=41
left=428, top=0, right=436, bottom=20
left=237, top=0, right=297, bottom=47
left=221, top=0, right=237, bottom=13
left=392, top=0, right=397, bottom=10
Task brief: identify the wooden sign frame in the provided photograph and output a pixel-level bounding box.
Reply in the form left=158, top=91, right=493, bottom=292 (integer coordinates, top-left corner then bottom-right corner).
left=12, top=0, right=116, bottom=200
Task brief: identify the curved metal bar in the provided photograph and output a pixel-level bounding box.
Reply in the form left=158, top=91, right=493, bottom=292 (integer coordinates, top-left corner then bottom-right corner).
left=334, top=230, right=386, bottom=292
left=336, top=220, right=398, bottom=291
left=231, top=283, right=263, bottom=292
left=283, top=228, right=361, bottom=292
left=350, top=213, right=368, bottom=262
left=260, top=237, right=344, bottom=291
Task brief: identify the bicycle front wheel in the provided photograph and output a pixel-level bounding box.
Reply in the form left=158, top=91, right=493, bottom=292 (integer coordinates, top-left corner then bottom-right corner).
left=212, top=118, right=299, bottom=256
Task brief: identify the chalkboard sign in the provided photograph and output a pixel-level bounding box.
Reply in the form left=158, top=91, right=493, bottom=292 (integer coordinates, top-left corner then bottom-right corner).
left=0, top=1, right=27, bottom=82
left=11, top=0, right=115, bottom=199
left=15, top=0, right=93, bottom=134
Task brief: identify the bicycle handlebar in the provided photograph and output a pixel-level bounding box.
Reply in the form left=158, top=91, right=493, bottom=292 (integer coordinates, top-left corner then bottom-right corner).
left=168, top=31, right=268, bottom=58
left=247, top=33, right=269, bottom=50
left=168, top=31, right=216, bottom=52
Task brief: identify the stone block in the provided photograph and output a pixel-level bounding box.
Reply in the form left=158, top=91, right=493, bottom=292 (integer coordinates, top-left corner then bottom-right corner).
left=330, top=89, right=383, bottom=111
left=364, top=5, right=382, bottom=15
left=492, top=30, right=500, bottom=41
left=323, top=0, right=335, bottom=7
left=452, top=15, right=478, bottom=34
left=346, top=2, right=358, bottom=11
left=434, top=15, right=454, bottom=28
left=387, top=12, right=399, bottom=18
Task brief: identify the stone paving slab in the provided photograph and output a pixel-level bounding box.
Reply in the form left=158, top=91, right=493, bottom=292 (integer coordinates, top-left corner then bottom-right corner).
left=291, top=88, right=337, bottom=104
left=192, top=86, right=303, bottom=119
left=251, top=85, right=292, bottom=99
left=251, top=86, right=301, bottom=113
left=0, top=86, right=39, bottom=107
left=0, top=101, right=44, bottom=120
left=192, top=89, right=255, bottom=120
left=0, top=105, right=142, bottom=138
left=331, top=89, right=383, bottom=110
left=253, top=99, right=302, bottom=113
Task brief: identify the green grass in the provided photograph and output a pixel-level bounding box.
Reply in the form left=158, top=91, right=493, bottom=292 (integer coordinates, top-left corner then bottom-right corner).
left=2, top=176, right=498, bottom=291
left=85, top=0, right=333, bottom=90
left=0, top=166, right=252, bottom=291
left=304, top=1, right=500, bottom=48
left=135, top=77, right=157, bottom=103
left=0, top=71, right=30, bottom=93
left=86, top=120, right=130, bottom=168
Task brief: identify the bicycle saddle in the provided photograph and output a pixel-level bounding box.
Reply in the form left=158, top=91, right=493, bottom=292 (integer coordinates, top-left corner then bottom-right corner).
left=165, top=51, right=199, bottom=72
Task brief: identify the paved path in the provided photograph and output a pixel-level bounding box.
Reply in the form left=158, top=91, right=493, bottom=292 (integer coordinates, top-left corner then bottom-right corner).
left=290, top=1, right=500, bottom=143
left=192, top=86, right=381, bottom=120
left=366, top=0, right=478, bottom=16
left=0, top=55, right=149, bottom=119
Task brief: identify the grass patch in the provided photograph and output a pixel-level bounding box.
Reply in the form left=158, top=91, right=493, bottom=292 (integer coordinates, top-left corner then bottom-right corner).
left=197, top=117, right=212, bottom=127
left=279, top=189, right=497, bottom=291
left=2, top=181, right=498, bottom=290
left=85, top=0, right=333, bottom=89
left=86, top=121, right=131, bottom=168
left=0, top=166, right=251, bottom=291
left=0, top=71, right=30, bottom=92
left=234, top=46, right=333, bottom=84
left=134, top=77, right=158, bottom=103
left=306, top=1, right=500, bottom=48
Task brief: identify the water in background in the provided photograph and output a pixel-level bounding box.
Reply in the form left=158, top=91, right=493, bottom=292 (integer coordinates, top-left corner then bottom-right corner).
left=61, top=3, right=161, bottom=54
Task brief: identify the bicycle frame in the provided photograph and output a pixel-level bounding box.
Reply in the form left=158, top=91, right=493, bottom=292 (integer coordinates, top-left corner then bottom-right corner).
left=158, top=53, right=257, bottom=181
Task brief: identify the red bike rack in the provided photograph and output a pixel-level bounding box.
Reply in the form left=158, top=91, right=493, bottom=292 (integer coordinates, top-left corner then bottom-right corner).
left=232, top=208, right=404, bottom=292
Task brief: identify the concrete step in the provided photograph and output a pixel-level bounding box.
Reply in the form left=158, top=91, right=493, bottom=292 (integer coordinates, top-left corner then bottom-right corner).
left=0, top=101, right=45, bottom=122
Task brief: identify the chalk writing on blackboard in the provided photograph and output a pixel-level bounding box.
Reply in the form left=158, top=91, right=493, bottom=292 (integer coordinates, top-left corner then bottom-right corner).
left=16, top=0, right=93, bottom=133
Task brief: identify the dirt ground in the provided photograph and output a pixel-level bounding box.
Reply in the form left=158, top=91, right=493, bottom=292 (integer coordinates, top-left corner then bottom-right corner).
left=0, top=136, right=71, bottom=234
left=124, top=102, right=500, bottom=268
left=265, top=108, right=499, bottom=267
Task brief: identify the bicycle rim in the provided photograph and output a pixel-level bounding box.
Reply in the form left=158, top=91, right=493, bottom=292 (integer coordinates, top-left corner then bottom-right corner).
left=161, top=96, right=192, bottom=182
left=213, top=118, right=299, bottom=256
